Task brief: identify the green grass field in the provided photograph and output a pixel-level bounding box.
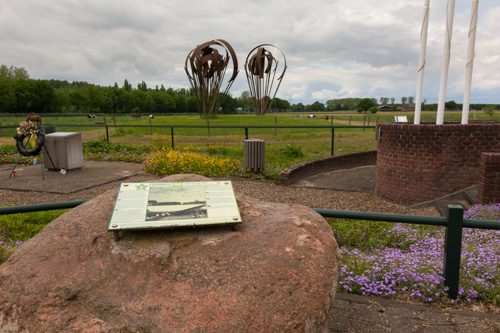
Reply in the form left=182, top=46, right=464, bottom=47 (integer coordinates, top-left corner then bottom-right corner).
left=1, top=113, right=379, bottom=162
left=2, top=111, right=497, bottom=171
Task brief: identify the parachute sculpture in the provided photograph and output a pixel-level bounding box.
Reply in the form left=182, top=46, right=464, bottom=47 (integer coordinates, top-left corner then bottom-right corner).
left=184, top=39, right=238, bottom=116
left=245, top=44, right=287, bottom=115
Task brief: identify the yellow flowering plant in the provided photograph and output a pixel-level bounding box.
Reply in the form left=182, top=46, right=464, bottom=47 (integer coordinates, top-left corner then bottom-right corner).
left=143, top=147, right=241, bottom=177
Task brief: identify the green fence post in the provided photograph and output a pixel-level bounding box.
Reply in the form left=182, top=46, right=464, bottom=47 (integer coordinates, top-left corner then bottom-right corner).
left=331, top=127, right=335, bottom=156
left=245, top=127, right=249, bottom=140
left=105, top=125, right=109, bottom=143
left=444, top=205, right=464, bottom=299
left=171, top=127, right=174, bottom=149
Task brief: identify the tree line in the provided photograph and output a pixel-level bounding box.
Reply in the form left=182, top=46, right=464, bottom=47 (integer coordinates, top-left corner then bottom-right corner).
left=0, top=65, right=495, bottom=115
left=0, top=65, right=295, bottom=115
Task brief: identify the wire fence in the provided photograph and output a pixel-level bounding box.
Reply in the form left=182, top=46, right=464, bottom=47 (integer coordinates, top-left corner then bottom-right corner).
left=0, top=124, right=377, bottom=159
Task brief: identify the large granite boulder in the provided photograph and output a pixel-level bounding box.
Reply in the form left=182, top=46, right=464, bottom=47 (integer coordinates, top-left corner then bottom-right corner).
left=0, top=174, right=340, bottom=332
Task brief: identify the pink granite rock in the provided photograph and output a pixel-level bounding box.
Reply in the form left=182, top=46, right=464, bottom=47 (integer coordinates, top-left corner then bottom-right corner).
left=0, top=174, right=340, bottom=332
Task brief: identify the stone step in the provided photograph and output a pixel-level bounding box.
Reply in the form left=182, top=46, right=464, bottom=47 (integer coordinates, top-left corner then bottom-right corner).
left=434, top=186, right=477, bottom=217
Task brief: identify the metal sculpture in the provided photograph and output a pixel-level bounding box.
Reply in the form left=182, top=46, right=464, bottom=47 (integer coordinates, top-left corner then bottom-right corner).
left=245, top=44, right=287, bottom=115
left=185, top=39, right=238, bottom=116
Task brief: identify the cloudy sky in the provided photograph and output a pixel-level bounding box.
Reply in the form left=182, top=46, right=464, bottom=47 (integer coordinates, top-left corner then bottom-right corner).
left=1, top=0, right=499, bottom=105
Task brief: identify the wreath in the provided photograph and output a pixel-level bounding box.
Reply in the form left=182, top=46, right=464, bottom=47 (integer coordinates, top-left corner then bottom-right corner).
left=14, top=121, right=45, bottom=156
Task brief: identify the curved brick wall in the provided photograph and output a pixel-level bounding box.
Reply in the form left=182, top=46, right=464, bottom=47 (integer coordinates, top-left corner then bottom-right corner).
left=376, top=122, right=500, bottom=205
left=280, top=150, right=377, bottom=185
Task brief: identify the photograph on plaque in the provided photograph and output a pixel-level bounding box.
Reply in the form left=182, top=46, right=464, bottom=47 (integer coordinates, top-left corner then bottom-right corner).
left=146, top=186, right=208, bottom=221
left=108, top=181, right=242, bottom=231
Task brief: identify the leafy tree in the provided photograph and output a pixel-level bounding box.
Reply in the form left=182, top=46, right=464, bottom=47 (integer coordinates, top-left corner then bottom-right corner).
left=130, top=89, right=155, bottom=113
left=390, top=97, right=395, bottom=105
left=325, top=98, right=361, bottom=111
left=408, top=96, right=415, bottom=104
left=68, top=91, right=89, bottom=113
left=270, top=97, right=290, bottom=112
left=31, top=80, right=56, bottom=113
left=53, top=91, right=69, bottom=113
left=379, top=97, right=389, bottom=105
left=187, top=96, right=198, bottom=113
left=152, top=90, right=175, bottom=113
left=86, top=86, right=103, bottom=113
left=0, top=77, right=15, bottom=113
left=306, top=101, right=325, bottom=111
left=219, top=93, right=238, bottom=114
left=0, top=65, right=29, bottom=80
left=483, top=105, right=496, bottom=119
left=100, top=96, right=114, bottom=113
left=174, top=94, right=187, bottom=113
left=237, top=91, right=253, bottom=111
left=12, top=79, right=33, bottom=113
left=357, top=98, right=376, bottom=113
left=445, top=100, right=457, bottom=110
left=401, top=97, right=408, bottom=105
left=105, top=88, right=119, bottom=113
left=123, top=79, right=132, bottom=92
left=115, top=88, right=131, bottom=113
left=138, top=81, right=148, bottom=91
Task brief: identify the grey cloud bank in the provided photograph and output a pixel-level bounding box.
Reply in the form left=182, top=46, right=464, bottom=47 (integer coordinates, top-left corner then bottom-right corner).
left=1, top=0, right=499, bottom=104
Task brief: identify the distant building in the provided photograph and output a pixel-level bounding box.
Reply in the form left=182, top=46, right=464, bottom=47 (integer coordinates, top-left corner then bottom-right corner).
left=401, top=103, right=415, bottom=111
left=377, top=105, right=393, bottom=111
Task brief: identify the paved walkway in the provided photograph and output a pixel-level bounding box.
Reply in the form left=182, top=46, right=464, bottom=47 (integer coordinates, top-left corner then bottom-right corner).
left=0, top=160, right=142, bottom=193
left=289, top=165, right=376, bottom=193
left=329, top=293, right=499, bottom=333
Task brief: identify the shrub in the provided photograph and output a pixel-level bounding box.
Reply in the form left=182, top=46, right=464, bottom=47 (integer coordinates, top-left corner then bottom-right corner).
left=279, top=143, right=304, bottom=158
left=143, top=147, right=241, bottom=177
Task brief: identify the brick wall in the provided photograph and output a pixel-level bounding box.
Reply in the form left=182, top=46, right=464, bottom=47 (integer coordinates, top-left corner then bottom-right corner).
left=280, top=150, right=377, bottom=185
left=477, top=153, right=500, bottom=204
left=376, top=122, right=500, bottom=205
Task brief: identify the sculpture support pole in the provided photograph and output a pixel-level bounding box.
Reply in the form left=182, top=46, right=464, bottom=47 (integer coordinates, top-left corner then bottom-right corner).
left=415, top=0, right=430, bottom=125
left=436, top=0, right=456, bottom=125
left=461, top=0, right=479, bottom=125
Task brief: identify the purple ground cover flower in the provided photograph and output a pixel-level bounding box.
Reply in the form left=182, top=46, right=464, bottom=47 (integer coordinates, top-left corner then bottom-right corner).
left=338, top=205, right=500, bottom=304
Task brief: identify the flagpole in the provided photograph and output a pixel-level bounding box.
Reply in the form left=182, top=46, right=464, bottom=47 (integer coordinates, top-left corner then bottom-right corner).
left=415, top=0, right=430, bottom=125
left=461, top=0, right=479, bottom=124
left=436, top=0, right=456, bottom=125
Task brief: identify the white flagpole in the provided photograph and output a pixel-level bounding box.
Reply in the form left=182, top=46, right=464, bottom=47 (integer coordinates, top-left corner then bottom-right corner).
left=415, top=0, right=430, bottom=125
left=436, top=0, right=456, bottom=125
left=461, top=0, right=479, bottom=125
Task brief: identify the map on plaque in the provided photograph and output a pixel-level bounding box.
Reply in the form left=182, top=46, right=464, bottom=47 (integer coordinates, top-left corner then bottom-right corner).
left=108, top=181, right=242, bottom=231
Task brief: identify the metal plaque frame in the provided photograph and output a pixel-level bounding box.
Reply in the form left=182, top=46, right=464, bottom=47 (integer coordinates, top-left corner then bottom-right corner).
left=108, top=181, right=242, bottom=237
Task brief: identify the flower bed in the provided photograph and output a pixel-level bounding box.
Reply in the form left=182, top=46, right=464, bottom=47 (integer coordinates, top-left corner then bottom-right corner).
left=334, top=204, right=500, bottom=306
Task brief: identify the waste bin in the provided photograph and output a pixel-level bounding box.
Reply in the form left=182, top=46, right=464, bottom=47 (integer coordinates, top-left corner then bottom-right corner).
left=244, top=139, right=265, bottom=172
left=37, top=125, right=55, bottom=135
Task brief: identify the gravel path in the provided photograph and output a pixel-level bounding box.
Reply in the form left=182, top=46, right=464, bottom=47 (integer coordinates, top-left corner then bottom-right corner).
left=0, top=172, right=439, bottom=217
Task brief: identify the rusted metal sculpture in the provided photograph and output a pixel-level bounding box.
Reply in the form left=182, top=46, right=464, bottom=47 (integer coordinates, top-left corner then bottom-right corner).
left=185, top=39, right=238, bottom=116
left=245, top=44, right=287, bottom=115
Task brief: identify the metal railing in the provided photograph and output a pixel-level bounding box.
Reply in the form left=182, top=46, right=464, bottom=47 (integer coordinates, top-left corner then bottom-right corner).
left=1, top=201, right=499, bottom=299
left=0, top=123, right=377, bottom=157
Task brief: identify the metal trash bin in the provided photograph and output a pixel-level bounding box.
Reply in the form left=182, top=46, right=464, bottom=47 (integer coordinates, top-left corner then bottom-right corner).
left=37, top=125, right=55, bottom=135
left=244, top=139, right=265, bottom=172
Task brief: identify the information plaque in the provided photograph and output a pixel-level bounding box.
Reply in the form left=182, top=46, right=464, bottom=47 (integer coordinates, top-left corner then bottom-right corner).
left=108, top=181, right=242, bottom=232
